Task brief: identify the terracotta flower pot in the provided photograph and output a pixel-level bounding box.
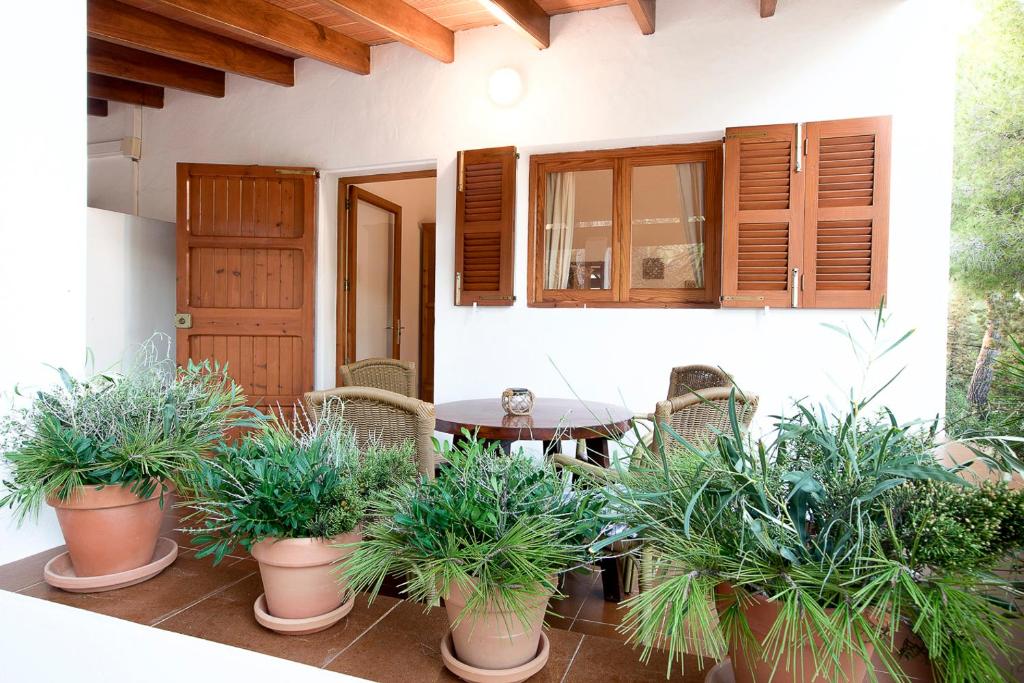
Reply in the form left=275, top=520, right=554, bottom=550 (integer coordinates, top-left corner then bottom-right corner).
left=443, top=578, right=553, bottom=671
left=250, top=531, right=361, bottom=620
left=48, top=481, right=165, bottom=577
left=870, top=623, right=934, bottom=683
left=717, top=586, right=878, bottom=683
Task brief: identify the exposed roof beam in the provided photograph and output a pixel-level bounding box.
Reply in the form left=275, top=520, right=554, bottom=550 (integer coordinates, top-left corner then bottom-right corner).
left=315, top=0, right=453, bottom=63
left=626, top=0, right=655, bottom=35
left=88, top=38, right=225, bottom=97
left=479, top=0, right=550, bottom=50
left=87, top=0, right=294, bottom=86
left=88, top=73, right=164, bottom=108
left=131, top=0, right=369, bottom=75
left=760, top=0, right=777, bottom=18
left=88, top=98, right=109, bottom=117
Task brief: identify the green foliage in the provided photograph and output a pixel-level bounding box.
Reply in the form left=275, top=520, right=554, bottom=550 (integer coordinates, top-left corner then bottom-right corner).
left=181, top=402, right=417, bottom=565
left=342, top=435, right=608, bottom=626
left=0, top=338, right=253, bottom=522
left=951, top=0, right=1024, bottom=295
left=608, top=316, right=1024, bottom=682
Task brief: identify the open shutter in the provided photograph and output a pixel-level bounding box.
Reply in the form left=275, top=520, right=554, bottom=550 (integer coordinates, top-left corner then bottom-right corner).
left=802, top=116, right=891, bottom=308
left=454, top=146, right=516, bottom=306
left=721, top=124, right=804, bottom=308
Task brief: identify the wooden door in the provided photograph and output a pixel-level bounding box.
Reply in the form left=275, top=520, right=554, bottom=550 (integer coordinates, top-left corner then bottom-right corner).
left=419, top=222, right=436, bottom=402
left=346, top=186, right=402, bottom=363
left=176, top=163, right=317, bottom=417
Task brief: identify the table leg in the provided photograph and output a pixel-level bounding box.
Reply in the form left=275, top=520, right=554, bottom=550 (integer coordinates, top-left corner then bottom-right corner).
left=600, top=557, right=623, bottom=603
left=584, top=437, right=611, bottom=468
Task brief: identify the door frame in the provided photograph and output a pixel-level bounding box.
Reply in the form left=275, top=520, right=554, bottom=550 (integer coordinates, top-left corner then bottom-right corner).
left=336, top=169, right=436, bottom=380
left=419, top=222, right=436, bottom=401
left=346, top=186, right=403, bottom=365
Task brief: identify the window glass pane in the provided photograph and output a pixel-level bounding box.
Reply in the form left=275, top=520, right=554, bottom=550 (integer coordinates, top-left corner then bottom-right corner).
left=543, top=169, right=613, bottom=290
left=630, top=162, right=705, bottom=289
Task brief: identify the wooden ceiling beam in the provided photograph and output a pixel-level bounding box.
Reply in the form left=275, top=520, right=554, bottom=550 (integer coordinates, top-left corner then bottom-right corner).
left=626, top=0, right=655, bottom=35
left=87, top=0, right=294, bottom=86
left=760, top=0, right=778, bottom=18
left=132, top=0, right=369, bottom=75
left=88, top=38, right=225, bottom=97
left=88, top=74, right=164, bottom=108
left=479, top=0, right=550, bottom=50
left=315, top=0, right=453, bottom=63
left=88, top=98, right=109, bottom=117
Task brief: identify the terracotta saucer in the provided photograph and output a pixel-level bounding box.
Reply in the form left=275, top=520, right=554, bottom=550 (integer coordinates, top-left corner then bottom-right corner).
left=704, top=659, right=734, bottom=683
left=253, top=592, right=355, bottom=635
left=43, top=537, right=178, bottom=593
left=440, top=631, right=550, bottom=683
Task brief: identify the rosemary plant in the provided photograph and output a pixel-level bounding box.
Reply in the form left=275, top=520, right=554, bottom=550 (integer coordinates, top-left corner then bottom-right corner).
left=608, top=311, right=1024, bottom=682
left=180, top=401, right=418, bottom=564
left=341, top=435, right=608, bottom=627
left=1, top=338, right=253, bottom=522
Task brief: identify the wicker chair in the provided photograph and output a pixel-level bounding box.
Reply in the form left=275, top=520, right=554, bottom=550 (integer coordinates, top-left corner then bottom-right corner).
left=339, top=358, right=418, bottom=398
left=303, top=386, right=436, bottom=480
left=666, top=364, right=731, bottom=400
left=552, top=386, right=759, bottom=595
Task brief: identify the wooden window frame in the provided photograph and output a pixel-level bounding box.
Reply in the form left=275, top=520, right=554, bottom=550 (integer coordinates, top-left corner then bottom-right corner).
left=527, top=142, right=723, bottom=308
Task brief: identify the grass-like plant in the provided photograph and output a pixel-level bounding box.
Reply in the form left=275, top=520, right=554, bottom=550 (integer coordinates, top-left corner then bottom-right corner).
left=180, top=401, right=419, bottom=564
left=0, top=338, right=253, bottom=522
left=607, top=311, right=1024, bottom=682
left=341, top=435, right=608, bottom=626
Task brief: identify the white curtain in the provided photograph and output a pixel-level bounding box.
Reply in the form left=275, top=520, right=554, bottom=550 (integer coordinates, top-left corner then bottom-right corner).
left=544, top=172, right=576, bottom=290
left=676, top=163, right=705, bottom=288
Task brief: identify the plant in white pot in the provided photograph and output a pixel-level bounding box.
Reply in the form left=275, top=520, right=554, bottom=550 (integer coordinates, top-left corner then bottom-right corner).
left=0, top=340, right=250, bottom=591
left=343, top=436, right=608, bottom=683
left=181, top=402, right=419, bottom=635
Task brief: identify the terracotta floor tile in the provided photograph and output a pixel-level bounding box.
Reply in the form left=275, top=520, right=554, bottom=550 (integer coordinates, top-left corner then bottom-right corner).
left=569, top=618, right=627, bottom=642
left=18, top=547, right=255, bottom=625
left=158, top=572, right=401, bottom=667
left=0, top=545, right=67, bottom=592
left=562, top=635, right=715, bottom=683
left=574, top=592, right=627, bottom=626
left=325, top=599, right=584, bottom=683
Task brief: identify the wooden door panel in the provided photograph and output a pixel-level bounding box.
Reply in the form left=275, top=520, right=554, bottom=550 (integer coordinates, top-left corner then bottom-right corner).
left=177, top=163, right=317, bottom=417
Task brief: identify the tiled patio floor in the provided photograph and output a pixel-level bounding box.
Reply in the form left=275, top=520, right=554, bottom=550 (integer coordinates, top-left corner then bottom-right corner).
left=0, top=513, right=713, bottom=682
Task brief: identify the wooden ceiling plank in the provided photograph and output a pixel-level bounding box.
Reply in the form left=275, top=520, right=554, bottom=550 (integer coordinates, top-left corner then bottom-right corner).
left=88, top=74, right=165, bottom=108
left=479, top=0, right=550, bottom=49
left=760, top=0, right=778, bottom=18
left=625, top=0, right=654, bottom=34
left=88, top=38, right=225, bottom=97
left=88, top=98, right=109, bottom=117
left=87, top=0, right=295, bottom=86
left=140, top=0, right=370, bottom=74
left=314, top=0, right=454, bottom=63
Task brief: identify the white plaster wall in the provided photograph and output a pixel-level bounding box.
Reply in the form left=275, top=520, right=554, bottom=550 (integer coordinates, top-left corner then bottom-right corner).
left=355, top=177, right=437, bottom=367
left=91, top=0, right=955, bottom=435
left=88, top=102, right=137, bottom=215
left=0, top=4, right=86, bottom=563
left=86, top=208, right=176, bottom=372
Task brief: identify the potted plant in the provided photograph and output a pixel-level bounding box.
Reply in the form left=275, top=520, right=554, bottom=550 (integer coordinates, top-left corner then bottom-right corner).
left=343, top=436, right=607, bottom=682
left=610, top=319, right=1024, bottom=683
left=0, top=339, right=249, bottom=588
left=181, top=401, right=418, bottom=635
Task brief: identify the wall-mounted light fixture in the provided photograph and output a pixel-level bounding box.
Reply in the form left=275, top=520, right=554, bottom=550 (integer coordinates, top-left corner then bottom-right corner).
left=488, top=67, right=524, bottom=107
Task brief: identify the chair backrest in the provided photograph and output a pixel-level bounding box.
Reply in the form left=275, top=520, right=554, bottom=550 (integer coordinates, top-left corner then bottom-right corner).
left=303, top=386, right=436, bottom=479
left=652, top=386, right=759, bottom=457
left=339, top=358, right=418, bottom=398
left=666, top=364, right=732, bottom=399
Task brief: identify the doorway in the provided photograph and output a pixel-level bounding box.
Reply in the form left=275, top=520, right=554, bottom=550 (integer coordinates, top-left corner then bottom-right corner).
left=338, top=170, right=436, bottom=399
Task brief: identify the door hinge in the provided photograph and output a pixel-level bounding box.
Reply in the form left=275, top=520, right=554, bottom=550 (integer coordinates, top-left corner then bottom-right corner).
left=721, top=295, right=766, bottom=303
left=791, top=267, right=800, bottom=308
left=174, top=312, right=193, bottom=329
left=457, top=151, right=465, bottom=192
left=343, top=278, right=350, bottom=292
left=795, top=123, right=803, bottom=173
left=345, top=197, right=351, bottom=210
left=477, top=295, right=515, bottom=301
left=455, top=272, right=462, bottom=305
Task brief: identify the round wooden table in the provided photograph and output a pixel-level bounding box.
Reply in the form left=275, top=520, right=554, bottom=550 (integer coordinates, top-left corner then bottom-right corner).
left=434, top=397, right=633, bottom=467
left=434, top=396, right=634, bottom=603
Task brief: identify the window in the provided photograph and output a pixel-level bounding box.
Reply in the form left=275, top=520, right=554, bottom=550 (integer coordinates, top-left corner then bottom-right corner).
left=528, top=143, right=722, bottom=307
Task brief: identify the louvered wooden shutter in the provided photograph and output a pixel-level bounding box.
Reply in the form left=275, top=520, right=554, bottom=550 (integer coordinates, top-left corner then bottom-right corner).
left=722, top=124, right=805, bottom=307
left=454, top=146, right=516, bottom=306
left=802, top=116, right=891, bottom=308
